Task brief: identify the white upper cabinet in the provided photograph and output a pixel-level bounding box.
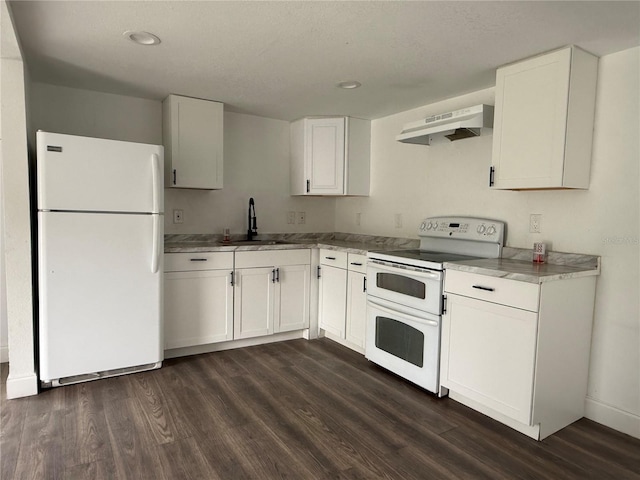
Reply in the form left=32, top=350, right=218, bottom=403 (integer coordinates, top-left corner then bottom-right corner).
left=490, top=46, right=598, bottom=190
left=163, top=94, right=224, bottom=190
left=290, top=116, right=370, bottom=196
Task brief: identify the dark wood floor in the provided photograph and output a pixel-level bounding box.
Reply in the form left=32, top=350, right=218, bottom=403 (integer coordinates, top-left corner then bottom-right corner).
left=2, top=338, right=639, bottom=480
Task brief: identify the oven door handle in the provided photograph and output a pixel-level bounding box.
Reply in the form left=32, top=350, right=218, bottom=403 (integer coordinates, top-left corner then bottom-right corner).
left=368, top=261, right=442, bottom=280
left=367, top=298, right=439, bottom=327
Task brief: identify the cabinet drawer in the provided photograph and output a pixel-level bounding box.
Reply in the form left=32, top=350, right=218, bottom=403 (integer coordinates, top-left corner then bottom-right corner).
left=235, top=249, right=310, bottom=268
left=347, top=253, right=367, bottom=273
left=445, top=270, right=540, bottom=312
left=320, top=249, right=348, bottom=269
left=165, top=252, right=234, bottom=272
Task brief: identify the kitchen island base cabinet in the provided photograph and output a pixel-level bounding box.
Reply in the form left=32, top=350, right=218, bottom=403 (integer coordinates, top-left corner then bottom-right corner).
left=164, top=252, right=234, bottom=349
left=441, top=270, right=597, bottom=440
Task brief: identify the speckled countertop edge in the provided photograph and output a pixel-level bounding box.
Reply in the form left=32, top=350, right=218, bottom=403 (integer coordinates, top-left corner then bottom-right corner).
left=164, top=233, right=419, bottom=255
left=445, top=255, right=600, bottom=284
left=165, top=233, right=601, bottom=283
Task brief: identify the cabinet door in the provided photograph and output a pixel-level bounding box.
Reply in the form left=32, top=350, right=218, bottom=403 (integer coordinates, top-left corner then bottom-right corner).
left=306, top=118, right=345, bottom=195
left=441, top=293, right=538, bottom=425
left=345, top=271, right=367, bottom=349
left=318, top=264, right=347, bottom=337
left=164, top=95, right=223, bottom=189
left=275, top=264, right=310, bottom=333
left=492, top=48, right=571, bottom=189
left=164, top=270, right=234, bottom=349
left=234, top=267, right=275, bottom=339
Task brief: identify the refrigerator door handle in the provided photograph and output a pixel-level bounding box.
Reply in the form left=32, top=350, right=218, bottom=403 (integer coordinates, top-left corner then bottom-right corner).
left=151, top=153, right=160, bottom=214
left=151, top=215, right=160, bottom=273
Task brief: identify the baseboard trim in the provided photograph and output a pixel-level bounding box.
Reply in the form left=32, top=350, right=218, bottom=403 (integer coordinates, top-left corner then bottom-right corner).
left=6, top=371, right=38, bottom=399
left=585, top=397, right=640, bottom=439
left=323, top=331, right=365, bottom=355
left=0, top=345, right=8, bottom=363
left=164, top=330, right=307, bottom=359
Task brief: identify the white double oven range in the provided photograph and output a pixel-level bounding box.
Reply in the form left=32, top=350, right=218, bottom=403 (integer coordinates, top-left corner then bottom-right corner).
left=366, top=216, right=505, bottom=395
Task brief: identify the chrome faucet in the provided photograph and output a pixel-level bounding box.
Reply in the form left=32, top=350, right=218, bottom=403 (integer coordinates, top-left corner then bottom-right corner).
left=247, top=197, right=257, bottom=241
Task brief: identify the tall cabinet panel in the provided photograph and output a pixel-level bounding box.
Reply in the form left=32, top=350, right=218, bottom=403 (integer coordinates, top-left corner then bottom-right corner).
left=163, top=94, right=224, bottom=189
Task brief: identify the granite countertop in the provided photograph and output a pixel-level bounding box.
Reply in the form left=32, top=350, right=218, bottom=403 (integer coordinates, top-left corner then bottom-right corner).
left=165, top=234, right=601, bottom=283
left=444, top=257, right=600, bottom=284
left=164, top=233, right=419, bottom=255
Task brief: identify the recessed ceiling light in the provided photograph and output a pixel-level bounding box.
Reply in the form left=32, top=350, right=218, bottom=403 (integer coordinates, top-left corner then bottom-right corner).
left=123, top=31, right=161, bottom=46
left=337, top=80, right=362, bottom=89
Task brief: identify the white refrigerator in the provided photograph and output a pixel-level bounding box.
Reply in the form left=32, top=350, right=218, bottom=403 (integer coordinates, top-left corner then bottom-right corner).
left=37, top=131, right=164, bottom=386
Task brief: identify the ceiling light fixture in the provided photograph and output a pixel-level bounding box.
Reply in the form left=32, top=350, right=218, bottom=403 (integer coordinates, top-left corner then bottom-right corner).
left=123, top=31, right=161, bottom=46
left=337, top=80, right=362, bottom=89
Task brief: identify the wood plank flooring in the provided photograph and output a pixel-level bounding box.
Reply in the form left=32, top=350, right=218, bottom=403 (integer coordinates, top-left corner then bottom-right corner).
left=2, top=338, right=639, bottom=479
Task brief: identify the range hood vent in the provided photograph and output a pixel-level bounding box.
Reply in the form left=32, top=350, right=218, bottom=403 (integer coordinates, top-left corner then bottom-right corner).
left=397, top=104, right=494, bottom=145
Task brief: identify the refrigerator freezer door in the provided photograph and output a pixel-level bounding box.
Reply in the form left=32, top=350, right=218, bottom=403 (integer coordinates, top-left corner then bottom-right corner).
left=37, top=131, right=164, bottom=214
left=38, top=211, right=163, bottom=382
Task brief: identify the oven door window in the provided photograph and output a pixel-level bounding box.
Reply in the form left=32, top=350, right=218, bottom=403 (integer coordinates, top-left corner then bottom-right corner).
left=376, top=272, right=426, bottom=299
left=375, top=316, right=424, bottom=367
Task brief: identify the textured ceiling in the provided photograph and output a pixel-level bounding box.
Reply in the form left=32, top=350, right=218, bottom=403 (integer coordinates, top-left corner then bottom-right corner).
left=8, top=1, right=640, bottom=121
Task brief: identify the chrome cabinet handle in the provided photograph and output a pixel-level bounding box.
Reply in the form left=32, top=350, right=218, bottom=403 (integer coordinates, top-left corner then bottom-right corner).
left=472, top=285, right=495, bottom=292
left=275, top=267, right=280, bottom=283
left=317, top=266, right=321, bottom=279
left=325, top=256, right=336, bottom=260
left=190, top=258, right=208, bottom=262
left=350, top=262, right=363, bottom=266
left=230, top=271, right=234, bottom=286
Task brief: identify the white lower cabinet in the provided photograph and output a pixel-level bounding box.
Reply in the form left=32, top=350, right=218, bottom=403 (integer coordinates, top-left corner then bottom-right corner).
left=443, top=294, right=538, bottom=425
left=345, top=270, right=367, bottom=349
left=164, top=252, right=234, bottom=349
left=318, top=250, right=367, bottom=353
left=441, top=269, right=597, bottom=440
left=233, top=266, right=275, bottom=340
left=234, top=250, right=311, bottom=340
left=276, top=264, right=311, bottom=333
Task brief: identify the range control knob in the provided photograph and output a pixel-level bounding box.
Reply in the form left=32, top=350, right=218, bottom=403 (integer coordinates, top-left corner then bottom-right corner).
left=420, top=222, right=427, bottom=231
left=486, top=225, right=497, bottom=235
left=477, top=224, right=486, bottom=234
left=432, top=222, right=438, bottom=230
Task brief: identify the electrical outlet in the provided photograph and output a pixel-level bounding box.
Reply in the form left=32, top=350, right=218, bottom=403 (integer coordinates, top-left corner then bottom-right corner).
left=394, top=213, right=403, bottom=228
left=173, top=209, right=184, bottom=224
left=356, top=212, right=361, bottom=226
left=530, top=214, right=541, bottom=233
left=297, top=211, right=306, bottom=224
left=287, top=211, right=296, bottom=224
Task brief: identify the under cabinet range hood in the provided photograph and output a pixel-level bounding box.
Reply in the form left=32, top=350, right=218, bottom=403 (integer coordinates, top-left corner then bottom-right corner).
left=397, top=104, right=494, bottom=145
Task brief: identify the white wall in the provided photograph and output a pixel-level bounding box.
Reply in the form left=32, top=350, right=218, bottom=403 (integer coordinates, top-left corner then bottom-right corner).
left=0, top=130, right=7, bottom=363
left=30, top=82, right=162, bottom=145
left=336, top=46, right=640, bottom=438
left=165, top=111, right=335, bottom=236
left=1, top=0, right=38, bottom=396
